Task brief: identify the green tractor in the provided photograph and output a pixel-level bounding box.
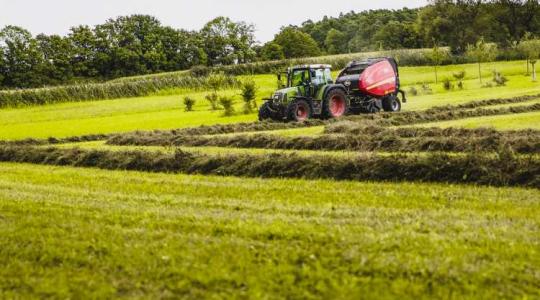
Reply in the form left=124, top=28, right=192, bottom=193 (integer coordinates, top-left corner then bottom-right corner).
left=258, top=64, right=348, bottom=122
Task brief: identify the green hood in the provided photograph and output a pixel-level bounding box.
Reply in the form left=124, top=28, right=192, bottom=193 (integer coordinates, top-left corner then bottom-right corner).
left=272, top=86, right=305, bottom=105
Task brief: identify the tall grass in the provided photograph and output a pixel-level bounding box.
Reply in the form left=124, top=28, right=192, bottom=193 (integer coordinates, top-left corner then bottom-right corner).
left=0, top=75, right=239, bottom=108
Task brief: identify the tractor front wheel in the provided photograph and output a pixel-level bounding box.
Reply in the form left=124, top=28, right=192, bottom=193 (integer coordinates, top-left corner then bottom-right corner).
left=323, top=89, right=348, bottom=118
left=382, top=95, right=401, bottom=112
left=259, top=102, right=277, bottom=121
left=286, top=100, right=311, bottom=122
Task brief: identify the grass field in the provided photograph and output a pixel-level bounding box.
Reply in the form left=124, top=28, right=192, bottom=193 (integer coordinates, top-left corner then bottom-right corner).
left=0, top=60, right=539, bottom=140
left=417, top=111, right=540, bottom=130
left=1, top=163, right=538, bottom=299
left=1, top=58, right=540, bottom=298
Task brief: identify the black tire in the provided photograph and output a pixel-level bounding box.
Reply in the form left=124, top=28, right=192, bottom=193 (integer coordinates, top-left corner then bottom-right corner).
left=258, top=102, right=275, bottom=121
left=382, top=95, right=401, bottom=112
left=286, top=99, right=311, bottom=122
left=323, top=89, right=348, bottom=118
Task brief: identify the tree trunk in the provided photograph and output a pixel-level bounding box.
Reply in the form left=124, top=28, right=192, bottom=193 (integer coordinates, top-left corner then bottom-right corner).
left=434, top=65, right=438, bottom=84
left=527, top=58, right=530, bottom=75
left=533, top=62, right=537, bottom=82
left=478, top=62, right=482, bottom=84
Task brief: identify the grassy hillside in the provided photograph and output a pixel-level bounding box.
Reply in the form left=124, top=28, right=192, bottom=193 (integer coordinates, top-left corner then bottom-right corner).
left=0, top=59, right=538, bottom=140
left=1, top=163, right=538, bottom=299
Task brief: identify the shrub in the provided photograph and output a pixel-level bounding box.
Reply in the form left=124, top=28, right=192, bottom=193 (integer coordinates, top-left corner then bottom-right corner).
left=205, top=93, right=219, bottom=110
left=408, top=86, right=418, bottom=96
left=493, top=70, right=509, bottom=86
left=183, top=96, right=196, bottom=112
left=241, top=79, right=258, bottom=114
left=219, top=96, right=235, bottom=116
left=421, top=84, right=433, bottom=94
left=442, top=78, right=454, bottom=91
left=453, top=71, right=466, bottom=90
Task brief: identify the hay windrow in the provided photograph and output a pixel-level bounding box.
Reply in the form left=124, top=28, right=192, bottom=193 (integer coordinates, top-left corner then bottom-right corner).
left=0, top=145, right=537, bottom=188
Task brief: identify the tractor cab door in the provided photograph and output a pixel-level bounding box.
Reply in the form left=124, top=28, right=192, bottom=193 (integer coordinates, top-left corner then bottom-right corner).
left=289, top=69, right=311, bottom=96
left=310, top=68, right=332, bottom=100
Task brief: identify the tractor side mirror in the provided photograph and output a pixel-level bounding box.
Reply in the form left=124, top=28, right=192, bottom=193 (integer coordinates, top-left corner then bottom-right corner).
left=277, top=73, right=285, bottom=88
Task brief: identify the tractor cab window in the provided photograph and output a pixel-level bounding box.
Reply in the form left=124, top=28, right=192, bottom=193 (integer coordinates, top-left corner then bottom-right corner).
left=311, top=69, right=326, bottom=85
left=290, top=69, right=310, bottom=87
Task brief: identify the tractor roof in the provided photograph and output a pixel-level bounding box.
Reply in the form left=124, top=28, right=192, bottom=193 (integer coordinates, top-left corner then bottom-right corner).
left=289, top=64, right=332, bottom=71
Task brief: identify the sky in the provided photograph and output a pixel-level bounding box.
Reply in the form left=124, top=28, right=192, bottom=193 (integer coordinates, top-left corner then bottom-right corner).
left=0, top=0, right=428, bottom=43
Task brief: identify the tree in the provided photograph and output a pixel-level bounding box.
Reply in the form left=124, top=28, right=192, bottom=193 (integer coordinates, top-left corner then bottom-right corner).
left=69, top=25, right=98, bottom=78
left=373, top=21, right=421, bottom=50
left=160, top=27, right=206, bottom=70
left=200, top=17, right=256, bottom=66
left=36, top=34, right=74, bottom=84
left=0, top=43, right=5, bottom=86
left=418, top=1, right=488, bottom=53
left=0, top=26, right=44, bottom=88
left=427, top=42, right=446, bottom=83
left=273, top=27, right=320, bottom=58
left=466, top=38, right=498, bottom=83
left=260, top=42, right=284, bottom=61
left=324, top=29, right=347, bottom=54
left=518, top=39, right=540, bottom=81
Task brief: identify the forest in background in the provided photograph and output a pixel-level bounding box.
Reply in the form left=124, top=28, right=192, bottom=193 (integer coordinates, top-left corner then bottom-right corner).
left=0, top=0, right=539, bottom=89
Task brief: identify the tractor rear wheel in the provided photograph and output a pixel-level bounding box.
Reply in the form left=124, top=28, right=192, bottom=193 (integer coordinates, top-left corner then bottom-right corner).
left=286, top=99, right=311, bottom=122
left=323, top=89, right=348, bottom=118
left=382, top=95, right=401, bottom=112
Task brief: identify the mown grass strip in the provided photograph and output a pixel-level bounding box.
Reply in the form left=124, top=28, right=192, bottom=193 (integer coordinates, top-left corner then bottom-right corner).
left=0, top=145, right=537, bottom=188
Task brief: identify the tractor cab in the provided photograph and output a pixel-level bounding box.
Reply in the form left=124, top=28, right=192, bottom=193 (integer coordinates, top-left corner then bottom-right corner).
left=278, top=65, right=333, bottom=98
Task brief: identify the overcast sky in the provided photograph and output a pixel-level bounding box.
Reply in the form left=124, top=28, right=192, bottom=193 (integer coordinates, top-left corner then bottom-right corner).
left=0, top=0, right=428, bottom=43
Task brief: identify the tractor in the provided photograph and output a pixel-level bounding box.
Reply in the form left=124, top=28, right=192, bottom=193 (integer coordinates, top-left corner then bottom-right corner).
left=258, top=58, right=406, bottom=121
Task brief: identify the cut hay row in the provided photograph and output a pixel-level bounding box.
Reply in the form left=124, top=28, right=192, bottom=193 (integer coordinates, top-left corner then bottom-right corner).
left=0, top=145, right=537, bottom=188
left=324, top=122, right=540, bottom=137
left=349, top=102, right=540, bottom=127
left=106, top=130, right=540, bottom=154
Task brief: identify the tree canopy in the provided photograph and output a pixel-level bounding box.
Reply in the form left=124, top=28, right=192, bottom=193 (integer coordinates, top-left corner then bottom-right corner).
left=1, top=1, right=540, bottom=89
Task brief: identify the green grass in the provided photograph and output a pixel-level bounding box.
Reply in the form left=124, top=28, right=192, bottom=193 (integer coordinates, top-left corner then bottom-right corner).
left=1, top=162, right=538, bottom=299
left=417, top=111, right=540, bottom=130
left=0, top=60, right=539, bottom=140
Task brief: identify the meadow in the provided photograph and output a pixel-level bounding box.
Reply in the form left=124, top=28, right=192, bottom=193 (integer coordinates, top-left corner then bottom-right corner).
left=1, top=56, right=539, bottom=298
left=0, top=60, right=539, bottom=140
left=1, top=162, right=538, bottom=299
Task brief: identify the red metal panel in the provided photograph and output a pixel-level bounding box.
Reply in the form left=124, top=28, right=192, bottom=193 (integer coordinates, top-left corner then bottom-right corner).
left=358, top=60, right=397, bottom=97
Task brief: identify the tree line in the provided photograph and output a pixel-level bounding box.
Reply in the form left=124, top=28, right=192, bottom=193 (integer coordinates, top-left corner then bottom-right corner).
left=1, top=0, right=539, bottom=89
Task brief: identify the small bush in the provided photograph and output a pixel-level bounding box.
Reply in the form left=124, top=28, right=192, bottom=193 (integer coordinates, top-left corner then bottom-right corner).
left=453, top=71, right=466, bottom=90
left=241, top=79, right=258, bottom=114
left=493, top=70, right=509, bottom=86
left=408, top=86, right=418, bottom=96
left=219, top=96, right=235, bottom=116
left=442, top=78, right=454, bottom=91
left=421, top=84, right=433, bottom=94
left=183, top=96, right=196, bottom=112
left=205, top=93, right=219, bottom=110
